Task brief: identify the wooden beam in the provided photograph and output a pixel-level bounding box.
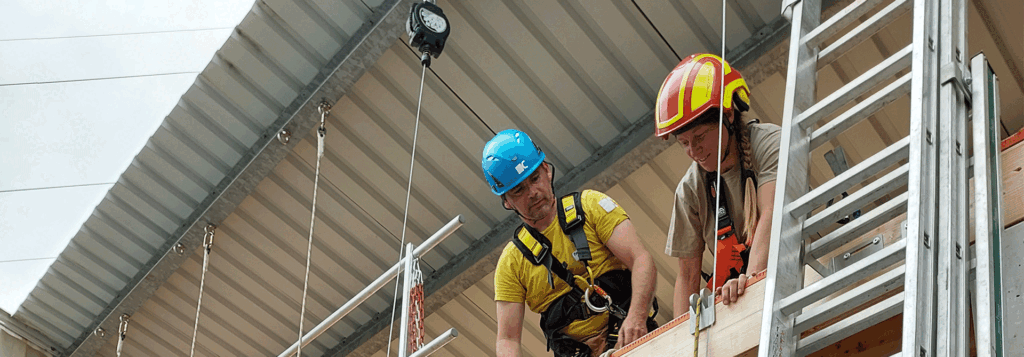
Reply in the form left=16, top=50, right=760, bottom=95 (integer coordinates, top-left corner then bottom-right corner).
left=1001, top=134, right=1024, bottom=227
left=614, top=270, right=768, bottom=357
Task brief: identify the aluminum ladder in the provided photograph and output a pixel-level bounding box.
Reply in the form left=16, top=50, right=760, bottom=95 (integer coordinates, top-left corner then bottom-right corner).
left=760, top=0, right=1004, bottom=356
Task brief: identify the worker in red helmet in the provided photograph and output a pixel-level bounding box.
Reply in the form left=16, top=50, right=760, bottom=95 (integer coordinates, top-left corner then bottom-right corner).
left=654, top=54, right=781, bottom=315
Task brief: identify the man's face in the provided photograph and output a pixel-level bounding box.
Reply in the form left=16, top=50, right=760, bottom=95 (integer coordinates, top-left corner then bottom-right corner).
left=674, top=123, right=735, bottom=172
left=502, top=163, right=555, bottom=223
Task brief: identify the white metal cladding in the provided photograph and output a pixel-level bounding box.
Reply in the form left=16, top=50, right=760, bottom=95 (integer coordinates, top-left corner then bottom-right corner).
left=10, top=0, right=1022, bottom=356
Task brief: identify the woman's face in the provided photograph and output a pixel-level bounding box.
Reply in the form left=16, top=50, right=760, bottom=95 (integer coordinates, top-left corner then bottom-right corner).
left=674, top=122, right=737, bottom=172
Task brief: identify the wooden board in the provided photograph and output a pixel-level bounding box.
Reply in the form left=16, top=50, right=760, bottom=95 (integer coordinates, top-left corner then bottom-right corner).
left=614, top=270, right=767, bottom=357
left=1001, top=136, right=1024, bottom=227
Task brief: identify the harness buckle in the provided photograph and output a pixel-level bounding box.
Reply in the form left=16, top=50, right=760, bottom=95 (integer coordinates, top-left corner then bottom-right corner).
left=525, top=243, right=550, bottom=266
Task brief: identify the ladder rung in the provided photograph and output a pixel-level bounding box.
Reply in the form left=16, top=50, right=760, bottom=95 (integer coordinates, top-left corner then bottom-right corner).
left=807, top=258, right=833, bottom=278
left=804, top=164, right=909, bottom=236
left=794, top=265, right=906, bottom=333
left=803, top=0, right=889, bottom=49
left=796, top=292, right=905, bottom=355
left=787, top=136, right=909, bottom=218
left=778, top=239, right=906, bottom=316
left=808, top=192, right=908, bottom=259
left=798, top=45, right=913, bottom=129
left=817, top=0, right=913, bottom=69
left=810, top=74, right=913, bottom=149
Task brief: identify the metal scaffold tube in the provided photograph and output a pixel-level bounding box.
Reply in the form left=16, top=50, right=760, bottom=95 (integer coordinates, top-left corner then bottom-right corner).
left=278, top=215, right=464, bottom=357
left=399, top=243, right=415, bottom=357
left=408, top=328, right=458, bottom=357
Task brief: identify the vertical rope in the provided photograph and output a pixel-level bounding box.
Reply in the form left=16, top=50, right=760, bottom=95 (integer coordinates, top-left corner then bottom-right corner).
left=692, top=302, right=701, bottom=357
left=707, top=0, right=728, bottom=356
left=190, top=225, right=215, bottom=357
left=387, top=59, right=428, bottom=357
left=297, top=103, right=331, bottom=357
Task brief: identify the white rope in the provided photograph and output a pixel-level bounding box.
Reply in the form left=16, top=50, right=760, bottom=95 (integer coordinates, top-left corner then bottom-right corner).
left=387, top=59, right=428, bottom=357
left=707, top=0, right=729, bottom=356
left=190, top=225, right=216, bottom=357
left=296, top=103, right=331, bottom=357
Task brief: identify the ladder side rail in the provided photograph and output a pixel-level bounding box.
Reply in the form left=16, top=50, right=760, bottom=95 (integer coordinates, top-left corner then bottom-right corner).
left=935, top=0, right=971, bottom=354
left=953, top=3, right=972, bottom=356
left=902, top=0, right=941, bottom=355
left=969, top=53, right=1003, bottom=357
left=759, top=1, right=821, bottom=356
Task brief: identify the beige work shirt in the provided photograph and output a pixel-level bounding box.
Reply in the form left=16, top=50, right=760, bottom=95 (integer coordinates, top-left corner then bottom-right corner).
left=665, top=122, right=782, bottom=258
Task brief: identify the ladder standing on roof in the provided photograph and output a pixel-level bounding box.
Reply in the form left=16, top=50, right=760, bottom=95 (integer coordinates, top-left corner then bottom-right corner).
left=760, top=0, right=1004, bottom=356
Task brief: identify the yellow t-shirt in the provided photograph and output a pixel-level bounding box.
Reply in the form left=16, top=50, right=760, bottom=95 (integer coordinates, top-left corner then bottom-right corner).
left=494, top=189, right=630, bottom=341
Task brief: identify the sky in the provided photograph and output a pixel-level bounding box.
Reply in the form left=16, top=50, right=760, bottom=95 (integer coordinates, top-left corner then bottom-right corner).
left=0, top=0, right=255, bottom=314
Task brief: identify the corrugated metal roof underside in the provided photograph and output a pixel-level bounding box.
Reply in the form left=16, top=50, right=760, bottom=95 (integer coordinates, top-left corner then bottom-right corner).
left=83, top=0, right=780, bottom=355
left=16, top=0, right=1024, bottom=356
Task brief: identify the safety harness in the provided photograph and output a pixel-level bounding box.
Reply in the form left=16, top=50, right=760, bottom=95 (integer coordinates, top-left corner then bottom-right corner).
left=703, top=168, right=756, bottom=290
left=511, top=192, right=657, bottom=357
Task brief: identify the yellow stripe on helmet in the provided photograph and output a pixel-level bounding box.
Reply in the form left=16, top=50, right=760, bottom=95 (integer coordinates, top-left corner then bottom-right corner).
left=690, top=62, right=716, bottom=112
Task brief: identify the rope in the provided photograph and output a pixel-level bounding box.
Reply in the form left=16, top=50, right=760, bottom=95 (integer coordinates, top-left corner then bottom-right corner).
left=296, top=102, right=331, bottom=357
left=117, top=314, right=130, bottom=357
left=190, top=224, right=216, bottom=357
left=693, top=302, right=700, bottom=357
left=387, top=55, right=428, bottom=357
left=707, top=0, right=728, bottom=356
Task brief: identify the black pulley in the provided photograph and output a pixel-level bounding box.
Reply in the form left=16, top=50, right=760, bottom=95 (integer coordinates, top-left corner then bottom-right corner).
left=407, top=1, right=450, bottom=66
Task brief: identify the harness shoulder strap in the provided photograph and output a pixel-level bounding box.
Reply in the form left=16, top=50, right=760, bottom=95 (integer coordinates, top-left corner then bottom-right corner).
left=556, top=192, right=591, bottom=262
left=703, top=170, right=758, bottom=236
left=512, top=224, right=580, bottom=291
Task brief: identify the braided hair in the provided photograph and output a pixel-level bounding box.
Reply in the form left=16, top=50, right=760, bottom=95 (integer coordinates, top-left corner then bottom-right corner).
left=734, top=114, right=759, bottom=241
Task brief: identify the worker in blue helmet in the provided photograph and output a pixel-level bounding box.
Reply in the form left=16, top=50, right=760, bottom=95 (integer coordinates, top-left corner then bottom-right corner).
left=483, top=129, right=658, bottom=357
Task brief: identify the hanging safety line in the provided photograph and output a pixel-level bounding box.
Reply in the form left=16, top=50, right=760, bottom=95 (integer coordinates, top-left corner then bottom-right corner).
left=386, top=53, right=429, bottom=357
left=295, top=101, right=332, bottom=357
left=190, top=224, right=216, bottom=357
left=692, top=301, right=701, bottom=357
left=116, top=314, right=130, bottom=357
left=706, top=0, right=729, bottom=356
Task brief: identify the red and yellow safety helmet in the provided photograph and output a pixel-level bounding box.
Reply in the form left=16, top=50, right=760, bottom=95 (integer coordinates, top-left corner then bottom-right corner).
left=654, top=54, right=751, bottom=139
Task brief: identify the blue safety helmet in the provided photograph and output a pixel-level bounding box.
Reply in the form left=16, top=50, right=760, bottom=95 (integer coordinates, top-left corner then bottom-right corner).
left=481, top=129, right=546, bottom=195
